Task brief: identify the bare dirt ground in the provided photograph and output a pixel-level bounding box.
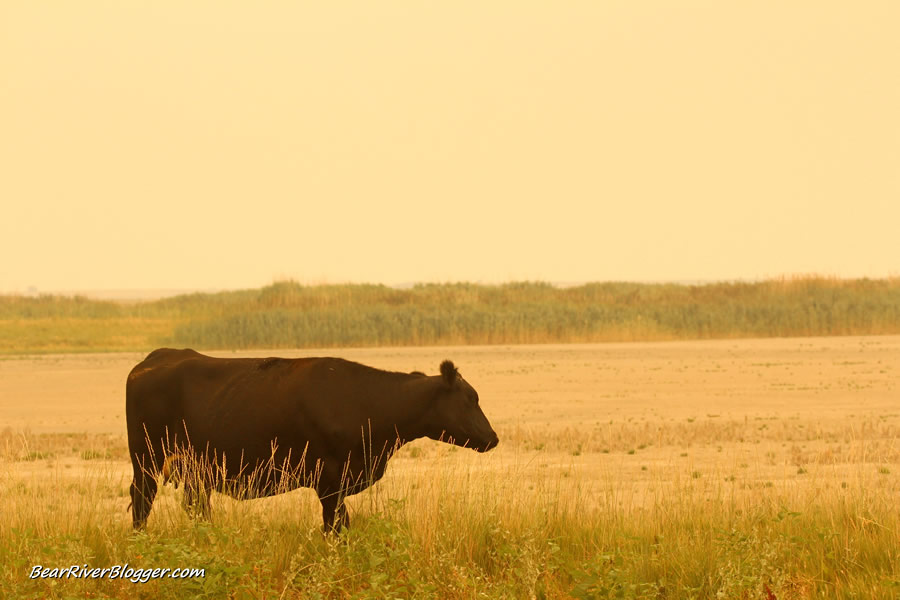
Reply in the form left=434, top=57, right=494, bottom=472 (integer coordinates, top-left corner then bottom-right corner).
left=1, top=335, right=896, bottom=433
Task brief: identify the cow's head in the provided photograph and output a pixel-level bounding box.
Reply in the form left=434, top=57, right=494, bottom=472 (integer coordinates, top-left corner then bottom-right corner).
left=422, top=360, right=499, bottom=452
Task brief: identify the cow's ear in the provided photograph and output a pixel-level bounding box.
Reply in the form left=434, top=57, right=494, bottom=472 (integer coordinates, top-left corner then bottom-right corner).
left=440, top=360, right=458, bottom=386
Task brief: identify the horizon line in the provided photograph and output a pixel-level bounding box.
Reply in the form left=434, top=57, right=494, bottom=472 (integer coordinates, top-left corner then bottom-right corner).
left=4, top=274, right=899, bottom=301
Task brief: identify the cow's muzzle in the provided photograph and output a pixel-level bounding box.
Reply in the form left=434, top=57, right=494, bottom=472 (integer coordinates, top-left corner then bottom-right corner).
left=477, top=433, right=500, bottom=453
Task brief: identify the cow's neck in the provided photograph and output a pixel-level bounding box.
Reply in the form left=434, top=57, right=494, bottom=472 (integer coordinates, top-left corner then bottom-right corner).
left=362, top=376, right=439, bottom=450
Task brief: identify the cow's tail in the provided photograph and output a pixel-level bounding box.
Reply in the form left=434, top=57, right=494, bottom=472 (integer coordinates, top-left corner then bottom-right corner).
left=125, top=452, right=185, bottom=514
left=161, top=453, right=184, bottom=489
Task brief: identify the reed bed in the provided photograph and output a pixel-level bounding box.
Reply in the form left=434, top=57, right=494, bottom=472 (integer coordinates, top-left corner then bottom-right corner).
left=2, top=277, right=900, bottom=354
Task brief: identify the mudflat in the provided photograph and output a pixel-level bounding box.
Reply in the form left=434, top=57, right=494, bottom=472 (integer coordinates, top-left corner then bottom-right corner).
left=1, top=336, right=896, bottom=435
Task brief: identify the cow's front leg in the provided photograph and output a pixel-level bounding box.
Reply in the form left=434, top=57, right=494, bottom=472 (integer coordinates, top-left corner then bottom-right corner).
left=319, top=493, right=349, bottom=533
left=336, top=501, right=349, bottom=530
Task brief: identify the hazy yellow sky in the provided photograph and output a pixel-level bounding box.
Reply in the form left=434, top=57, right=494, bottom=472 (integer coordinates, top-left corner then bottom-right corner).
left=2, top=1, right=898, bottom=293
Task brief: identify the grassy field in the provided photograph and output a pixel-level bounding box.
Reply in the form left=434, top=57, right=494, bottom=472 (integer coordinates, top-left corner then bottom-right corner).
left=1, top=339, right=899, bottom=598
left=2, top=277, right=900, bottom=354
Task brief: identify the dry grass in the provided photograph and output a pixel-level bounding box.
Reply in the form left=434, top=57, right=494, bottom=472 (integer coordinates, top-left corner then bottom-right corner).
left=1, top=338, right=899, bottom=597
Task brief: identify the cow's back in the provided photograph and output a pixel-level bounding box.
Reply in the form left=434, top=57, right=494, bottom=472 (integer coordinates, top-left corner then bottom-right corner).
left=126, top=350, right=334, bottom=472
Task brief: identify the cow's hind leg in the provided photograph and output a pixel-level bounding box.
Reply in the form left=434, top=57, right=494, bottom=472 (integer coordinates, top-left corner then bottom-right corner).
left=130, top=468, right=157, bottom=530
left=128, top=434, right=165, bottom=530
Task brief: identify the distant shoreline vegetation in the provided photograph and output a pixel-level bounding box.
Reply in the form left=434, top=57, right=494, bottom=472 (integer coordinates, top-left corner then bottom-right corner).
left=2, top=277, right=899, bottom=354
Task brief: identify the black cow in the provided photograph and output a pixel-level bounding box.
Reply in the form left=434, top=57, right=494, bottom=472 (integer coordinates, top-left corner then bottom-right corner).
left=125, top=349, right=498, bottom=532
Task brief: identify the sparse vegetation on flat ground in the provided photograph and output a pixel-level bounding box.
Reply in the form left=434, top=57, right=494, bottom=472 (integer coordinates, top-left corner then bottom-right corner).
left=1, top=445, right=898, bottom=599
left=2, top=339, right=899, bottom=598
left=2, top=276, right=900, bottom=354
